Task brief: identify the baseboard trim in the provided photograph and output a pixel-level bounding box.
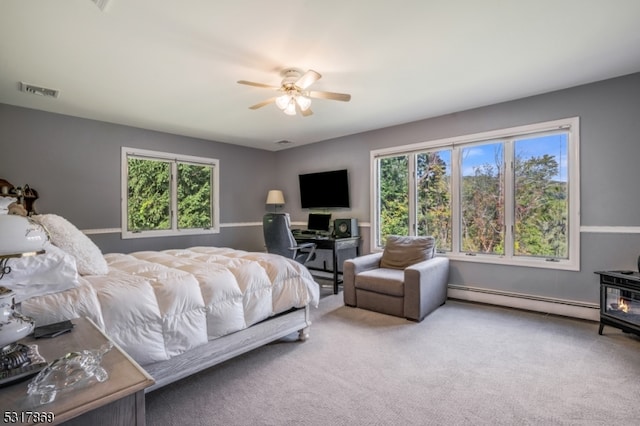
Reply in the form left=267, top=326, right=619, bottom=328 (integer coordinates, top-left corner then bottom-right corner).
left=447, top=285, right=599, bottom=321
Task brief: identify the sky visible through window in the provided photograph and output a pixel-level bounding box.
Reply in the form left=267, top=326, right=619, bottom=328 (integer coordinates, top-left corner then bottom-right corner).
left=460, top=134, right=568, bottom=181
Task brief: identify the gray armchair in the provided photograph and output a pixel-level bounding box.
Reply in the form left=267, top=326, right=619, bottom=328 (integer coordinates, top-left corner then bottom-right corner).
left=343, top=235, right=449, bottom=322
left=263, top=213, right=316, bottom=264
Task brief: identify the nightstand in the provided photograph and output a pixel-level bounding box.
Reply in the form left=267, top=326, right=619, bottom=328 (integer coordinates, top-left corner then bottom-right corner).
left=1, top=317, right=154, bottom=425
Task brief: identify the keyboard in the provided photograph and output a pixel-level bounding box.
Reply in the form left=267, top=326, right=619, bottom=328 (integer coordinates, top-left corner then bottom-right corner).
left=295, top=230, right=332, bottom=238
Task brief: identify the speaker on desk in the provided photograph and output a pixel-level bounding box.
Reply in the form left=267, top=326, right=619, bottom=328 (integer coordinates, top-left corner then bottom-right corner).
left=334, top=218, right=359, bottom=238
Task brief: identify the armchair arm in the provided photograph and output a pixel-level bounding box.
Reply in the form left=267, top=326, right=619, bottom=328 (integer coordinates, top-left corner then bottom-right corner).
left=290, top=242, right=315, bottom=250
left=343, top=252, right=383, bottom=306
left=404, top=257, right=449, bottom=321
left=290, top=242, right=316, bottom=264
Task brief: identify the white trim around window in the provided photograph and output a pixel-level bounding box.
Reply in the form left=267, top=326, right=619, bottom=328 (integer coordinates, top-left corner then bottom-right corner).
left=121, top=147, right=220, bottom=239
left=370, top=117, right=580, bottom=271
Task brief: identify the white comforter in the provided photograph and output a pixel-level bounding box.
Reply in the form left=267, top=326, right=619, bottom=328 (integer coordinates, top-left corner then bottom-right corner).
left=22, top=247, right=319, bottom=366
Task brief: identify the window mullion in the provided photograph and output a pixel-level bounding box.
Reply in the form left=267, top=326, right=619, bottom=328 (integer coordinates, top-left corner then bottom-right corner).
left=372, top=158, right=381, bottom=247
left=171, top=162, right=178, bottom=231
left=451, top=147, right=461, bottom=256
left=409, top=154, right=417, bottom=236
left=503, top=140, right=515, bottom=258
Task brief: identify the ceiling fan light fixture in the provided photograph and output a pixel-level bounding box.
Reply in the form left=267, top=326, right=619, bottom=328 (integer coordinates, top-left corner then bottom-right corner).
left=275, top=94, right=290, bottom=110
left=283, top=99, right=297, bottom=116
left=296, top=95, right=311, bottom=111
left=238, top=68, right=350, bottom=117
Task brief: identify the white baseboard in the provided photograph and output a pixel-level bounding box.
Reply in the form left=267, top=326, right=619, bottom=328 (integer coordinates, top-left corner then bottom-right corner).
left=447, top=285, right=599, bottom=322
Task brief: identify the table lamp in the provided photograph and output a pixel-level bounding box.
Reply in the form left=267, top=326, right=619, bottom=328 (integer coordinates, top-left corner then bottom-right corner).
left=0, top=215, right=47, bottom=279
left=0, top=215, right=47, bottom=372
left=266, top=190, right=285, bottom=213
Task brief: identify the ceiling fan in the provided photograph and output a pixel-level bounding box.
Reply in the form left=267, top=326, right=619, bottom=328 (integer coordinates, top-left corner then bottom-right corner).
left=237, top=68, right=351, bottom=117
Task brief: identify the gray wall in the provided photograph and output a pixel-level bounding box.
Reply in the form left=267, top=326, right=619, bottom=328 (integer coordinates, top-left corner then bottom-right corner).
left=276, top=72, right=640, bottom=305
left=2, top=72, right=639, bottom=305
left=0, top=104, right=276, bottom=252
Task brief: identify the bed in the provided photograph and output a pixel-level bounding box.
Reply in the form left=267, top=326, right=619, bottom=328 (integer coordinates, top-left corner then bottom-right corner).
left=1, top=184, right=319, bottom=392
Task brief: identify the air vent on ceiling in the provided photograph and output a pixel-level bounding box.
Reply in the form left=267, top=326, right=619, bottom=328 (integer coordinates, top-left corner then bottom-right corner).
left=20, top=82, right=60, bottom=98
left=91, top=0, right=111, bottom=11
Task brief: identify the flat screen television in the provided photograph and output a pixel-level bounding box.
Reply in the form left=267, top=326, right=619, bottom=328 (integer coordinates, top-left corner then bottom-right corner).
left=298, top=169, right=350, bottom=209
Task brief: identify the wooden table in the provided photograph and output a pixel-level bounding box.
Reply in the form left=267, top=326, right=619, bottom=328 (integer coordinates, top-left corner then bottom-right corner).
left=1, top=317, right=154, bottom=425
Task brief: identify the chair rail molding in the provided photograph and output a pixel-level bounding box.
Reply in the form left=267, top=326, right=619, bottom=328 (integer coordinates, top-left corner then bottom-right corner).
left=580, top=226, right=640, bottom=234
left=83, top=222, right=263, bottom=235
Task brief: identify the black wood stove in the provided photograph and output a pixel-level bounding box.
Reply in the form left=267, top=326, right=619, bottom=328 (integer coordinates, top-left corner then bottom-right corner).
left=595, top=270, right=640, bottom=336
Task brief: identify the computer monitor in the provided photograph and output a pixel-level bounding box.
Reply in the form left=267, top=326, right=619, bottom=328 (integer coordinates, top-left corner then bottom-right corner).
left=307, top=213, right=332, bottom=232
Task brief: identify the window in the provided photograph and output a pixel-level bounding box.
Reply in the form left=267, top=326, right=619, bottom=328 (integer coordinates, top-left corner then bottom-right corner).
left=371, top=117, right=579, bottom=270
left=121, top=147, right=219, bottom=238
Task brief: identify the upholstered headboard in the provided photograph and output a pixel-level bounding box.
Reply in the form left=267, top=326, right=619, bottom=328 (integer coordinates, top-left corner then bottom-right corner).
left=0, top=178, right=39, bottom=215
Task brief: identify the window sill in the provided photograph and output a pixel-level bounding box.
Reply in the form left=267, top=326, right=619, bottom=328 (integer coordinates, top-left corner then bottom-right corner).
left=444, top=253, right=579, bottom=271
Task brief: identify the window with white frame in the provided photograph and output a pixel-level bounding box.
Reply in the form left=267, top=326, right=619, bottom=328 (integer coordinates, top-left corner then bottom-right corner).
left=371, top=117, right=580, bottom=270
left=121, top=147, right=219, bottom=238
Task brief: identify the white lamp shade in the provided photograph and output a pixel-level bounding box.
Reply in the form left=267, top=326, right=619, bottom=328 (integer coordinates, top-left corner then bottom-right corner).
left=275, top=95, right=290, bottom=110
left=266, top=190, right=285, bottom=205
left=283, top=100, right=297, bottom=116
left=296, top=95, right=311, bottom=111
left=0, top=215, right=48, bottom=256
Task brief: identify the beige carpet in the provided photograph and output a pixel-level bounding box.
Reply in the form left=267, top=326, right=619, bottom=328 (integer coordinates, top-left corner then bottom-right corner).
left=146, top=291, right=640, bottom=425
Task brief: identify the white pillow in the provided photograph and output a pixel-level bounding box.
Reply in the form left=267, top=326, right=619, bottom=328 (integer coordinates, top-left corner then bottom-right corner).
left=31, top=214, right=109, bottom=276
left=2, top=242, right=79, bottom=303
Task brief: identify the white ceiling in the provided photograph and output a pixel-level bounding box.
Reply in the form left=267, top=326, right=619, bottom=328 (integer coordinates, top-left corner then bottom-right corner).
left=2, top=1, right=640, bottom=151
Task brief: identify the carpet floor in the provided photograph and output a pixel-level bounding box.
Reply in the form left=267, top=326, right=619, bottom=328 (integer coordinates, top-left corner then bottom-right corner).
left=146, top=289, right=640, bottom=425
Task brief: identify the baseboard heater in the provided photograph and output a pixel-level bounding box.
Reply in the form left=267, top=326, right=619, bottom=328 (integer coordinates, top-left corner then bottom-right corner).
left=447, top=284, right=599, bottom=321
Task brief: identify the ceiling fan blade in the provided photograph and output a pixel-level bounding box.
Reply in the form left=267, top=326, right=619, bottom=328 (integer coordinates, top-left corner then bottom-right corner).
left=238, top=80, right=280, bottom=90
left=296, top=70, right=321, bottom=89
left=307, top=90, right=351, bottom=102
left=299, top=106, right=313, bottom=117
left=249, top=97, right=277, bottom=109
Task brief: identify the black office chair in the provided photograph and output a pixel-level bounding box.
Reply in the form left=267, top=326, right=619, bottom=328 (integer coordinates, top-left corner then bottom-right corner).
left=263, top=213, right=316, bottom=264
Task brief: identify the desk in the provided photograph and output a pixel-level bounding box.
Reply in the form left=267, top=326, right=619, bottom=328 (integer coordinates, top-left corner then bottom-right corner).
left=294, top=235, right=360, bottom=294
left=1, top=317, right=154, bottom=425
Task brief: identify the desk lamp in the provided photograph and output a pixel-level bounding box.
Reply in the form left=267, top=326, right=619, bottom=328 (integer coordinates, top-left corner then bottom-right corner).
left=0, top=215, right=47, bottom=372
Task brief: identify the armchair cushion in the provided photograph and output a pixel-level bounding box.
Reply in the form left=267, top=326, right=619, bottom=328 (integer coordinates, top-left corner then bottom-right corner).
left=380, top=235, right=435, bottom=270
left=355, top=268, right=404, bottom=297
